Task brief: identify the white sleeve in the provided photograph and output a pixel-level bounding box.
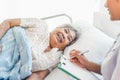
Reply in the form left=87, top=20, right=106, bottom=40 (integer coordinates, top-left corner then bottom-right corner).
left=32, top=48, right=62, bottom=72
left=20, top=18, right=47, bottom=28
left=111, top=47, right=120, bottom=80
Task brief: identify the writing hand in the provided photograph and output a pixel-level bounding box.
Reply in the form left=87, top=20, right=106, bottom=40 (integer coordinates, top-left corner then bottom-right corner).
left=70, top=49, right=89, bottom=69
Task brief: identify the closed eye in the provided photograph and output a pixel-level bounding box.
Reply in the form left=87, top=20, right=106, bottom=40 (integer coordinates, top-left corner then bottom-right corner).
left=67, top=36, right=72, bottom=42
left=64, top=28, right=68, bottom=33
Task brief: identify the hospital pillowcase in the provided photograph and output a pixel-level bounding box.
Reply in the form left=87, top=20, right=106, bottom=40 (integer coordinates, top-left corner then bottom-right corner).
left=45, top=20, right=114, bottom=80
left=64, top=20, right=114, bottom=64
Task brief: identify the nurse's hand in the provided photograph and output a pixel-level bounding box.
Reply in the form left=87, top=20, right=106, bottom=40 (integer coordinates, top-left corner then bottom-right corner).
left=70, top=49, right=90, bottom=69
left=70, top=49, right=101, bottom=74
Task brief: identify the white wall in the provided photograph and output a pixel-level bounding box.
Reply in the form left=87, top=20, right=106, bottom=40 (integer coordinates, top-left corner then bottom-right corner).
left=0, top=0, right=98, bottom=28
left=99, top=0, right=107, bottom=13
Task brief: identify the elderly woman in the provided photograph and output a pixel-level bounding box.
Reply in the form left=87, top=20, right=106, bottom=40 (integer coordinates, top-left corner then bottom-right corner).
left=0, top=18, right=78, bottom=80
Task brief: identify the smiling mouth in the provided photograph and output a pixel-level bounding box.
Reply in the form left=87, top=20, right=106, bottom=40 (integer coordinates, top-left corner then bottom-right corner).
left=56, top=33, right=64, bottom=43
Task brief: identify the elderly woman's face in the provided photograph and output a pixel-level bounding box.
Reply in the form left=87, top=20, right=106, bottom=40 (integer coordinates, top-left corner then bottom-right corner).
left=50, top=27, right=76, bottom=50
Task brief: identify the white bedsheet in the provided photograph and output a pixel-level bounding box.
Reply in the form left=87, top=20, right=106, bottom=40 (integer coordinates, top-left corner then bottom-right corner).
left=45, top=68, right=70, bottom=80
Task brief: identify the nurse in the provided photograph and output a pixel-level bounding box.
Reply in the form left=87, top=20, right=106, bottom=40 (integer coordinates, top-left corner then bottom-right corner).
left=70, top=0, right=120, bottom=80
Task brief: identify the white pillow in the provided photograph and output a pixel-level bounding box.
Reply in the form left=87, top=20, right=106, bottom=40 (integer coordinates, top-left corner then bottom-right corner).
left=63, top=20, right=114, bottom=79
left=94, top=12, right=120, bottom=39
left=64, top=20, right=114, bottom=64
left=45, top=20, right=114, bottom=80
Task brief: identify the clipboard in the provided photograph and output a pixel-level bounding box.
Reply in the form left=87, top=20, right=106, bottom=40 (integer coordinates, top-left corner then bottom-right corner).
left=58, top=55, right=98, bottom=80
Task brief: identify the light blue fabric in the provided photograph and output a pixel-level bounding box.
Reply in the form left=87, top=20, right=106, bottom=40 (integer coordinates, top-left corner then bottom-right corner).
left=0, top=27, right=32, bottom=80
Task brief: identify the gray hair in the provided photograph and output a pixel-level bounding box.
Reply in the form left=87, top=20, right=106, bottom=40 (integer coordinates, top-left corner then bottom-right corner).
left=57, top=24, right=80, bottom=46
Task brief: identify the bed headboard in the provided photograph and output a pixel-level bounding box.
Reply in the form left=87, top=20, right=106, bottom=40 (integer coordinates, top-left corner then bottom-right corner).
left=40, top=14, right=73, bottom=32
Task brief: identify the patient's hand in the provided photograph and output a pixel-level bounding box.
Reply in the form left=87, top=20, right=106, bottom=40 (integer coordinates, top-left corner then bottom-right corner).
left=26, top=69, right=49, bottom=80
left=0, top=20, right=10, bottom=39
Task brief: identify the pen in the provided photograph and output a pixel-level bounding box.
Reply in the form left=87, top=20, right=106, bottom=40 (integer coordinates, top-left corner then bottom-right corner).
left=69, top=50, right=90, bottom=59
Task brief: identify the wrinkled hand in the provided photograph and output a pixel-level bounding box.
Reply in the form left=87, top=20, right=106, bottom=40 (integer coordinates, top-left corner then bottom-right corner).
left=26, top=70, right=49, bottom=80
left=70, top=49, right=89, bottom=69
left=0, top=20, right=10, bottom=39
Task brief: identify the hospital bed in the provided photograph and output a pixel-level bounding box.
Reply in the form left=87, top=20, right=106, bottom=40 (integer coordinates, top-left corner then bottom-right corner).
left=39, top=12, right=119, bottom=80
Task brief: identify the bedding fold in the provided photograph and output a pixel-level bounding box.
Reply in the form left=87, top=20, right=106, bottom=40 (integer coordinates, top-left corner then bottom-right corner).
left=0, top=27, right=32, bottom=80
